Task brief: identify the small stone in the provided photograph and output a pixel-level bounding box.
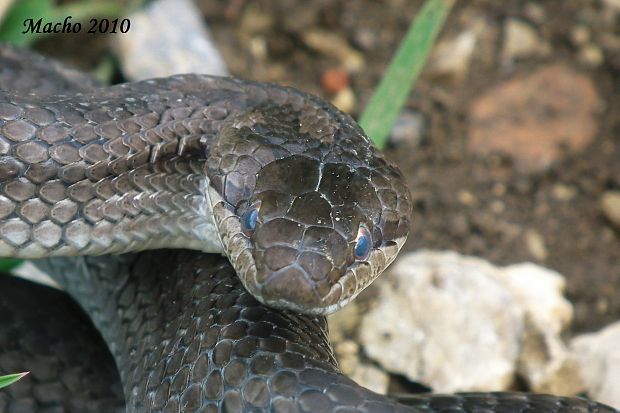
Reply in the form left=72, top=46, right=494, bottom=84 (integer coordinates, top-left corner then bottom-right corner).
left=571, top=321, right=620, bottom=408
left=456, top=190, right=477, bottom=207
left=501, top=19, right=550, bottom=62
left=334, top=340, right=360, bottom=375
left=501, top=264, right=582, bottom=395
left=578, top=44, right=604, bottom=68
left=571, top=26, right=591, bottom=46
left=429, top=29, right=476, bottom=81
left=601, top=191, right=620, bottom=229
left=524, top=229, right=547, bottom=261
left=602, top=0, right=620, bottom=13
left=335, top=337, right=390, bottom=394
left=302, top=30, right=364, bottom=72
left=552, top=184, right=577, bottom=201
left=389, top=110, right=425, bottom=147
left=349, top=364, right=389, bottom=395
left=330, top=87, right=355, bottom=114
left=524, top=3, right=546, bottom=23
left=468, top=64, right=601, bottom=173
left=321, top=68, right=349, bottom=94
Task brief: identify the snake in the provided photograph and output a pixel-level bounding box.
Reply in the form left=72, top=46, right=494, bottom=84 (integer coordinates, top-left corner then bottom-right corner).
left=0, top=44, right=616, bottom=413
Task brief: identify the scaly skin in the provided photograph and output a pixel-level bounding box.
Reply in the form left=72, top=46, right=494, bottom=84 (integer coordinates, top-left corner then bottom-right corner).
left=0, top=45, right=616, bottom=412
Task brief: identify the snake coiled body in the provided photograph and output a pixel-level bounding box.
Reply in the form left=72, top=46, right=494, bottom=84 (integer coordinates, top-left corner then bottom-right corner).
left=0, top=45, right=616, bottom=413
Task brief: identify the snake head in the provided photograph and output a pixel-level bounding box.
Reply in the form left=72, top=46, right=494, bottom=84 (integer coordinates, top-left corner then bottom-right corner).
left=207, top=97, right=411, bottom=315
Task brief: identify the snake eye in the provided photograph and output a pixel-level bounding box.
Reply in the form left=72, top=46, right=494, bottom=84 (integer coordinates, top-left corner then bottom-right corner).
left=354, top=225, right=372, bottom=261
left=241, top=201, right=261, bottom=236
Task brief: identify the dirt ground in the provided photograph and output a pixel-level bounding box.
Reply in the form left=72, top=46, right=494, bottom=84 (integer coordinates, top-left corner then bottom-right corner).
left=196, top=0, right=620, bottom=334
left=35, top=0, right=620, bottom=335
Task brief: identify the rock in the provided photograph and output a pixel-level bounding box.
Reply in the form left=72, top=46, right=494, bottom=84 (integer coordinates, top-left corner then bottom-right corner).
left=524, top=229, right=547, bottom=261
left=429, top=29, right=477, bottom=81
left=578, top=44, right=605, bottom=68
left=302, top=30, right=364, bottom=72
left=321, top=68, right=349, bottom=94
left=360, top=251, right=523, bottom=392
left=350, top=363, right=389, bottom=395
left=331, top=87, right=356, bottom=114
left=571, top=321, right=620, bottom=408
left=328, top=299, right=360, bottom=344
left=328, top=301, right=389, bottom=394
left=602, top=0, right=620, bottom=13
left=111, top=0, right=228, bottom=80
left=601, top=191, right=620, bottom=229
left=389, top=110, right=425, bottom=147
left=552, top=184, right=577, bottom=201
left=0, top=0, right=14, bottom=21
left=501, top=264, right=582, bottom=395
left=333, top=340, right=389, bottom=395
left=501, top=19, right=550, bottom=62
left=359, top=250, right=579, bottom=394
left=468, top=64, right=601, bottom=173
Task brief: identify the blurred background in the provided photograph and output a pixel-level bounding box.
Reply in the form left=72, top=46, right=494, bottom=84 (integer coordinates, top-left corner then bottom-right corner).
left=1, top=0, right=619, bottom=407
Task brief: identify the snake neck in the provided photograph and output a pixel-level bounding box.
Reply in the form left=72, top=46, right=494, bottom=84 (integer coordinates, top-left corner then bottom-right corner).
left=36, top=252, right=350, bottom=412
left=0, top=75, right=289, bottom=259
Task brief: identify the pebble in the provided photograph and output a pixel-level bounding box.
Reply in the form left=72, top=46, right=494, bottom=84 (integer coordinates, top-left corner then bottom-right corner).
left=429, top=29, right=477, bottom=81
left=524, top=229, right=547, bottom=261
left=331, top=87, right=356, bottom=114
left=321, top=68, right=349, bottom=94
left=578, top=44, right=605, bottom=67
left=468, top=64, right=601, bottom=173
left=501, top=18, right=550, bottom=62
left=601, top=191, right=620, bottom=229
left=552, top=184, right=578, bottom=201
left=571, top=321, right=620, bottom=408
left=302, top=30, right=365, bottom=72
left=389, top=110, right=425, bottom=147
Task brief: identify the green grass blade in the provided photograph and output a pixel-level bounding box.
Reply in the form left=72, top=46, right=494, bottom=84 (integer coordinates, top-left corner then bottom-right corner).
left=359, top=0, right=454, bottom=148
left=0, top=0, right=125, bottom=46
left=0, top=0, right=54, bottom=45
left=0, top=372, right=28, bottom=389
left=0, top=259, right=21, bottom=272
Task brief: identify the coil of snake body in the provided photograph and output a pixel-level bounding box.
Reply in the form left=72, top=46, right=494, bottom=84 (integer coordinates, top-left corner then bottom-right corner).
left=0, top=45, right=616, bottom=413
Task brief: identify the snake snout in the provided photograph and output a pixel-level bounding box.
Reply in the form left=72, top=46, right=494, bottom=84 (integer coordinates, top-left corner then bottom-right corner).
left=249, top=219, right=350, bottom=313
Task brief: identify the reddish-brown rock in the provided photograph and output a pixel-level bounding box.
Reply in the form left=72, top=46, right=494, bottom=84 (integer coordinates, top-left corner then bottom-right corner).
left=468, top=65, right=601, bottom=173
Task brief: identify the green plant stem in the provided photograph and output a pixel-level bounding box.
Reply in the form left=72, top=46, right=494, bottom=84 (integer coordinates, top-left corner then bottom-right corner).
left=0, top=372, right=28, bottom=389
left=359, top=0, right=454, bottom=148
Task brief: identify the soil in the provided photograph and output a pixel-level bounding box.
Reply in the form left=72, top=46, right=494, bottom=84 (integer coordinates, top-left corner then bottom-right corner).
left=34, top=1, right=619, bottom=336
left=195, top=0, right=620, bottom=335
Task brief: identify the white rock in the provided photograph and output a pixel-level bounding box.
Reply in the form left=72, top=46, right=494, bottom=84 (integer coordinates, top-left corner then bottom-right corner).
left=502, top=19, right=550, bottom=62
left=429, top=29, right=477, bottom=81
left=333, top=340, right=389, bottom=395
left=601, top=191, right=620, bottom=229
left=360, top=251, right=523, bottom=392
left=112, top=0, right=228, bottom=80
left=571, top=322, right=620, bottom=409
left=503, top=264, right=582, bottom=395
left=359, top=250, right=579, bottom=394
left=603, top=0, right=620, bottom=13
